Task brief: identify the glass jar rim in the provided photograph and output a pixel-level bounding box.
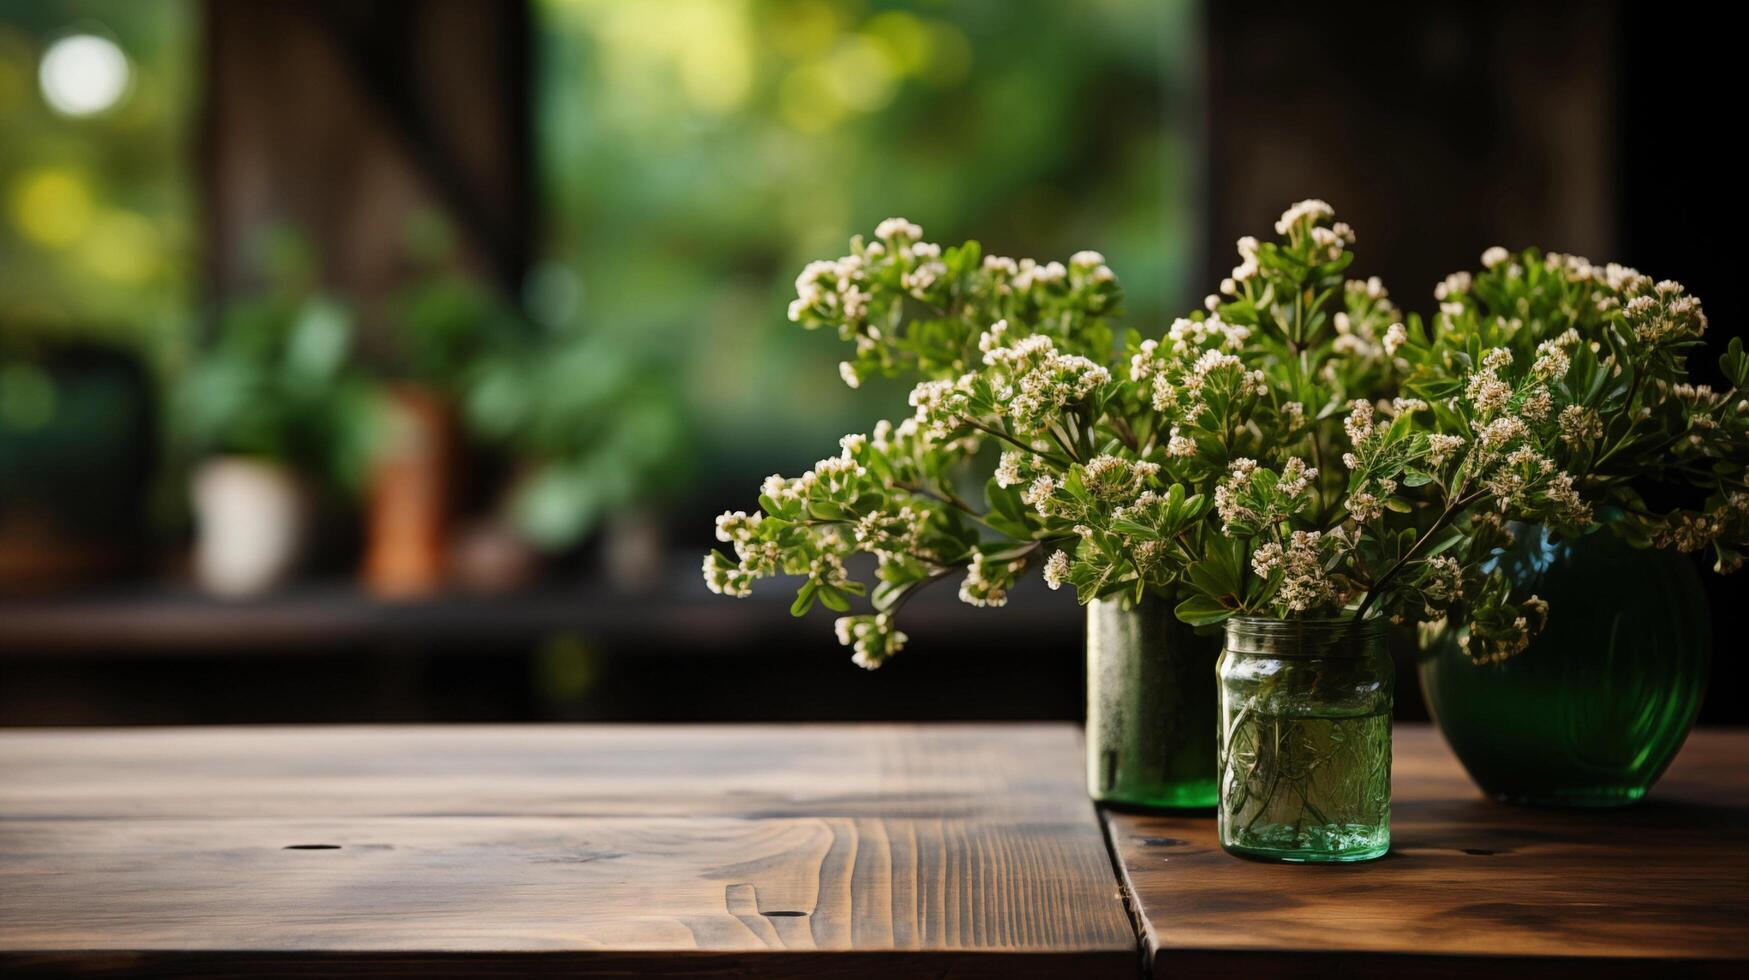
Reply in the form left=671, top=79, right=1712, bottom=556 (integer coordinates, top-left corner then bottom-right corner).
left=1223, top=614, right=1387, bottom=656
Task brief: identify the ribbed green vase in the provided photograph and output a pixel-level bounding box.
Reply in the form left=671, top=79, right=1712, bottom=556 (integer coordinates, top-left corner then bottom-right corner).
left=1085, top=595, right=1219, bottom=809
left=1419, top=525, right=1709, bottom=807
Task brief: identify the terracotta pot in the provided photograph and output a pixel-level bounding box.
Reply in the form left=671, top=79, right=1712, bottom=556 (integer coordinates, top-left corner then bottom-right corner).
left=362, top=385, right=454, bottom=598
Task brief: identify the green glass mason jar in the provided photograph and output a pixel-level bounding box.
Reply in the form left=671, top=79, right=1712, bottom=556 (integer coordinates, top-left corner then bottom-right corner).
left=1085, top=595, right=1219, bottom=809
left=1218, top=616, right=1392, bottom=862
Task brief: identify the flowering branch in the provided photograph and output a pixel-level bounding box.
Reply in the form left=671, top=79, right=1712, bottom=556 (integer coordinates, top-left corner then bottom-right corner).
left=707, top=205, right=1749, bottom=669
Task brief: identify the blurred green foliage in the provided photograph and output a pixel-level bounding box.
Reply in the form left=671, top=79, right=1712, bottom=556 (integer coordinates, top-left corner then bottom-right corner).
left=4, top=0, right=1193, bottom=553
left=465, top=325, right=689, bottom=549
left=176, top=262, right=381, bottom=494
left=182, top=220, right=690, bottom=549
left=392, top=217, right=691, bottom=550
left=536, top=0, right=1196, bottom=487
left=0, top=1, right=193, bottom=360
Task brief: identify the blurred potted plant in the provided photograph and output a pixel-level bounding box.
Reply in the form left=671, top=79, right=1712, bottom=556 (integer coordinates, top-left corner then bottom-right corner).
left=363, top=274, right=494, bottom=598
left=179, top=289, right=378, bottom=597
left=462, top=318, right=688, bottom=589
left=1, top=336, right=158, bottom=593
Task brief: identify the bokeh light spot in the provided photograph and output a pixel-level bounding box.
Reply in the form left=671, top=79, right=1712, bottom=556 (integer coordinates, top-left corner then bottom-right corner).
left=81, top=210, right=162, bottom=283
left=861, top=12, right=932, bottom=76
left=39, top=33, right=131, bottom=117
left=10, top=168, right=95, bottom=247
left=767, top=0, right=841, bottom=59
left=778, top=62, right=846, bottom=133
left=824, top=35, right=898, bottom=112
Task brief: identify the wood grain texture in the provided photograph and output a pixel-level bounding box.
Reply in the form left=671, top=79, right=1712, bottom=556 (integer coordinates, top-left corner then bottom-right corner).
left=1106, top=724, right=1749, bottom=978
left=0, top=724, right=1137, bottom=978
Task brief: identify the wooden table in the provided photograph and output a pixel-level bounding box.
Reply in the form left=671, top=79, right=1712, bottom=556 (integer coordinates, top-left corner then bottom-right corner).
left=1106, top=726, right=1749, bottom=978
left=2, top=723, right=1746, bottom=977
left=0, top=724, right=1136, bottom=978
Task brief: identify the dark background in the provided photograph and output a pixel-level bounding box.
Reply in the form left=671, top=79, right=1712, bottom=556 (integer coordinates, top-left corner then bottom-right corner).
left=1, top=0, right=1742, bottom=726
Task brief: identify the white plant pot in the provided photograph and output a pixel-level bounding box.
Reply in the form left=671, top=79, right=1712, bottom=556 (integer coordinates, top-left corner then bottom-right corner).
left=191, top=457, right=308, bottom=598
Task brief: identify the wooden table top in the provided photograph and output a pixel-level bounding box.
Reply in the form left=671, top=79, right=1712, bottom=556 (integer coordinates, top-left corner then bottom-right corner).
left=0, top=724, right=1137, bottom=978
left=3, top=723, right=1746, bottom=978
left=1106, top=725, right=1749, bottom=978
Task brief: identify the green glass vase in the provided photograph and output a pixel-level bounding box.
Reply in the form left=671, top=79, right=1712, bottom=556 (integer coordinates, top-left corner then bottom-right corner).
left=1217, top=617, right=1393, bottom=863
left=1419, top=525, right=1709, bottom=807
left=1085, top=595, right=1219, bottom=809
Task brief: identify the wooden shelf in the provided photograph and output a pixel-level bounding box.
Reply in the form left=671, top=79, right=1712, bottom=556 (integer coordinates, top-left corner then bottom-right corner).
left=0, top=575, right=1077, bottom=656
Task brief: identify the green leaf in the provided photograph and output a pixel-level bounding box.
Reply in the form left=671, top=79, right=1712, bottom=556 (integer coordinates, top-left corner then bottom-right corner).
left=817, top=586, right=850, bottom=613
left=1722, top=337, right=1748, bottom=388
left=1111, top=519, right=1159, bottom=538
left=789, top=582, right=818, bottom=617
left=1175, top=594, right=1234, bottom=627
left=807, top=501, right=847, bottom=521
left=981, top=543, right=1036, bottom=563
left=1186, top=557, right=1239, bottom=600
left=872, top=579, right=910, bottom=611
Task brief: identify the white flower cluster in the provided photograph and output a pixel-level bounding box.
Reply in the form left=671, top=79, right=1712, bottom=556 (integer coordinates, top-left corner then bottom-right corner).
left=959, top=551, right=1013, bottom=607
left=1480, top=446, right=1591, bottom=527
left=1251, top=530, right=1337, bottom=613
left=1081, top=453, right=1161, bottom=501
left=901, top=240, right=947, bottom=294
left=704, top=433, right=881, bottom=598
left=1276, top=456, right=1317, bottom=498
left=1332, top=312, right=1380, bottom=359
left=1460, top=596, right=1547, bottom=665
left=1070, top=249, right=1118, bottom=285
left=1420, top=555, right=1464, bottom=608
left=702, top=552, right=755, bottom=597
left=1654, top=494, right=1749, bottom=570
left=875, top=217, right=922, bottom=242
left=834, top=612, right=909, bottom=670
left=1434, top=271, right=1472, bottom=314
left=1165, top=315, right=1253, bottom=357
left=1383, top=321, right=1408, bottom=357
left=1309, top=221, right=1355, bottom=261
left=705, top=511, right=774, bottom=597
left=1021, top=473, right=1058, bottom=516
left=994, top=448, right=1045, bottom=489
left=787, top=217, right=972, bottom=350
left=1342, top=399, right=1375, bottom=448
left=1274, top=198, right=1335, bottom=235
left=1623, top=280, right=1708, bottom=344
left=1214, top=458, right=1262, bottom=531
left=1347, top=276, right=1388, bottom=301
left=907, top=376, right=971, bottom=439
left=1225, top=235, right=1261, bottom=293
left=1557, top=404, right=1603, bottom=445
left=1530, top=331, right=1577, bottom=382
left=977, top=332, right=1110, bottom=434
left=1213, top=456, right=1313, bottom=533
left=1042, top=549, right=1071, bottom=590
left=1464, top=348, right=1516, bottom=418
left=853, top=504, right=935, bottom=564
left=790, top=254, right=871, bottom=326
left=1425, top=433, right=1466, bottom=468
